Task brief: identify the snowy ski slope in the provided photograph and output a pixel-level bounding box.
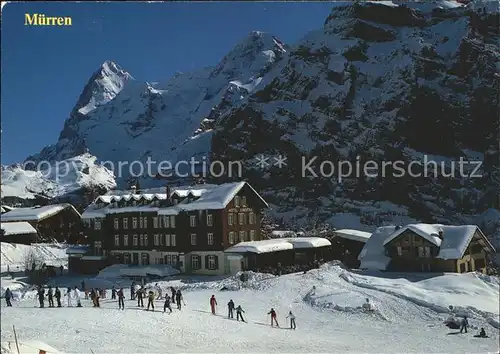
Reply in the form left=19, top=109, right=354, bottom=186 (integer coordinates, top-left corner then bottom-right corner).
left=1, top=263, right=498, bottom=353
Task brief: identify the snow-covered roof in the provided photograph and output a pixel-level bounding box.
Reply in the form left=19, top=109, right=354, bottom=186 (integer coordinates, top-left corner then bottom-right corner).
left=0, top=204, right=80, bottom=222
left=224, top=237, right=331, bottom=254
left=1, top=221, right=37, bottom=235
left=359, top=224, right=495, bottom=270
left=358, top=226, right=396, bottom=270
left=383, top=224, right=443, bottom=247
left=436, top=225, right=494, bottom=259
left=1, top=205, right=15, bottom=213
left=81, top=182, right=267, bottom=219
left=66, top=245, right=90, bottom=255
left=334, top=229, right=372, bottom=243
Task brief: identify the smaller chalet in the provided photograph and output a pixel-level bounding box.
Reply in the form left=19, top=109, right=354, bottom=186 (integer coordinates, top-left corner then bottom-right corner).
left=224, top=237, right=331, bottom=274
left=0, top=204, right=82, bottom=243
left=358, top=224, right=496, bottom=273
left=332, top=229, right=372, bottom=268
left=0, top=222, right=38, bottom=244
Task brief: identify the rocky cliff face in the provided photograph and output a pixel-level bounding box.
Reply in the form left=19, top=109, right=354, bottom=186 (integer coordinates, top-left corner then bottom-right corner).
left=4, top=1, right=499, bottom=244
left=211, top=1, right=499, bottom=231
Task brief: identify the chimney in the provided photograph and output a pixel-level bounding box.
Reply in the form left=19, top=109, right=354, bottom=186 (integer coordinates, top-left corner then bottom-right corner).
left=166, top=185, right=171, bottom=200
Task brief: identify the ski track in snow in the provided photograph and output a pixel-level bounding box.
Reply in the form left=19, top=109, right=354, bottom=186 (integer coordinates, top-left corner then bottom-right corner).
left=1, top=264, right=499, bottom=353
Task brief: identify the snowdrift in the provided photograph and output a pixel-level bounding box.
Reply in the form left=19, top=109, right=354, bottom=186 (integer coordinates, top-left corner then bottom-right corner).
left=1, top=340, right=63, bottom=354
left=0, top=243, right=68, bottom=273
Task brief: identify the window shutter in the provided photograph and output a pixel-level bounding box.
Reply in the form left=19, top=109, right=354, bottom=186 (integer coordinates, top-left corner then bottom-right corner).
left=214, top=255, right=219, bottom=270
left=205, top=255, right=209, bottom=269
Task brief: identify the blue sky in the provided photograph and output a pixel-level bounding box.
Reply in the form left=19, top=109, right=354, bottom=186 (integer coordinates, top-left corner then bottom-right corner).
left=1, top=1, right=335, bottom=164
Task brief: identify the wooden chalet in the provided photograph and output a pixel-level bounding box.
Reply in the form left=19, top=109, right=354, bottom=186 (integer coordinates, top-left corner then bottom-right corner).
left=358, top=224, right=496, bottom=273
left=0, top=204, right=82, bottom=243
left=78, top=182, right=268, bottom=275
left=331, top=229, right=372, bottom=268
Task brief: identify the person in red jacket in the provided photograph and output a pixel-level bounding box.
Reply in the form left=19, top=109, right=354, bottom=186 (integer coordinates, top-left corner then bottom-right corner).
left=268, top=308, right=279, bottom=327
left=210, top=295, right=217, bottom=315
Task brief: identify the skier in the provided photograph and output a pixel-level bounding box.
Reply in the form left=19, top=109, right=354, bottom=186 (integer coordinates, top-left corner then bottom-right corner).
left=94, top=289, right=101, bottom=307
left=117, top=288, right=125, bottom=310
left=54, top=287, right=61, bottom=307
left=73, top=286, right=82, bottom=307
left=286, top=311, right=296, bottom=330
left=228, top=299, right=235, bottom=319
left=210, top=295, right=217, bottom=315
left=155, top=283, right=162, bottom=300
left=111, top=286, right=117, bottom=300
left=137, top=287, right=144, bottom=307
left=147, top=290, right=155, bottom=311
left=38, top=287, right=45, bottom=308
left=268, top=308, right=279, bottom=327
left=47, top=287, right=54, bottom=308
left=170, top=287, right=176, bottom=305
left=130, top=282, right=136, bottom=300
left=66, top=287, right=72, bottom=307
left=176, top=290, right=183, bottom=310
left=460, top=316, right=468, bottom=333
left=235, top=305, right=245, bottom=322
left=90, top=289, right=96, bottom=307
left=4, top=288, right=12, bottom=307
left=163, top=295, right=172, bottom=313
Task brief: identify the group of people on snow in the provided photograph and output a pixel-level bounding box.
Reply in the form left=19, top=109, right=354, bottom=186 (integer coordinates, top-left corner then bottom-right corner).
left=444, top=306, right=489, bottom=338
left=210, top=295, right=296, bottom=329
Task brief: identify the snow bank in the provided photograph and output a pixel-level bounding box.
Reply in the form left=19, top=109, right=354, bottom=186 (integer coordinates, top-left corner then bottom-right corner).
left=338, top=268, right=500, bottom=317
left=152, top=271, right=277, bottom=292
left=0, top=243, right=68, bottom=273
left=1, top=340, right=63, bottom=354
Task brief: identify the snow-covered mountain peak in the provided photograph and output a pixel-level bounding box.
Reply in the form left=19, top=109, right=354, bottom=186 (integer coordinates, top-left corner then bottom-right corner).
left=74, top=60, right=132, bottom=116
left=209, top=31, right=287, bottom=81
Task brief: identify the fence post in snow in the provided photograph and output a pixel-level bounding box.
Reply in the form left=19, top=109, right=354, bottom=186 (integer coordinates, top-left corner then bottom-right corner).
left=13, top=325, right=20, bottom=354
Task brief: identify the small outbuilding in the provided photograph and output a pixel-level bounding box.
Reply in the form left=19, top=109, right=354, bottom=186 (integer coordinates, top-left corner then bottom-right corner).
left=224, top=237, right=331, bottom=274
left=331, top=229, right=372, bottom=268
left=0, top=221, right=38, bottom=244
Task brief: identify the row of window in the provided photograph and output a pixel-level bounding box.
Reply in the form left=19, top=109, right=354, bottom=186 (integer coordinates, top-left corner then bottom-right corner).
left=115, top=252, right=178, bottom=266
left=114, top=234, right=177, bottom=247
left=228, top=230, right=256, bottom=244
left=112, top=233, right=219, bottom=247
left=228, top=212, right=256, bottom=226
left=233, top=196, right=247, bottom=207
left=189, top=214, right=213, bottom=227
left=191, top=255, right=218, bottom=270
left=96, top=211, right=256, bottom=231
left=113, top=252, right=219, bottom=271
left=190, top=233, right=214, bottom=246
left=108, top=215, right=177, bottom=230
left=395, top=246, right=432, bottom=257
